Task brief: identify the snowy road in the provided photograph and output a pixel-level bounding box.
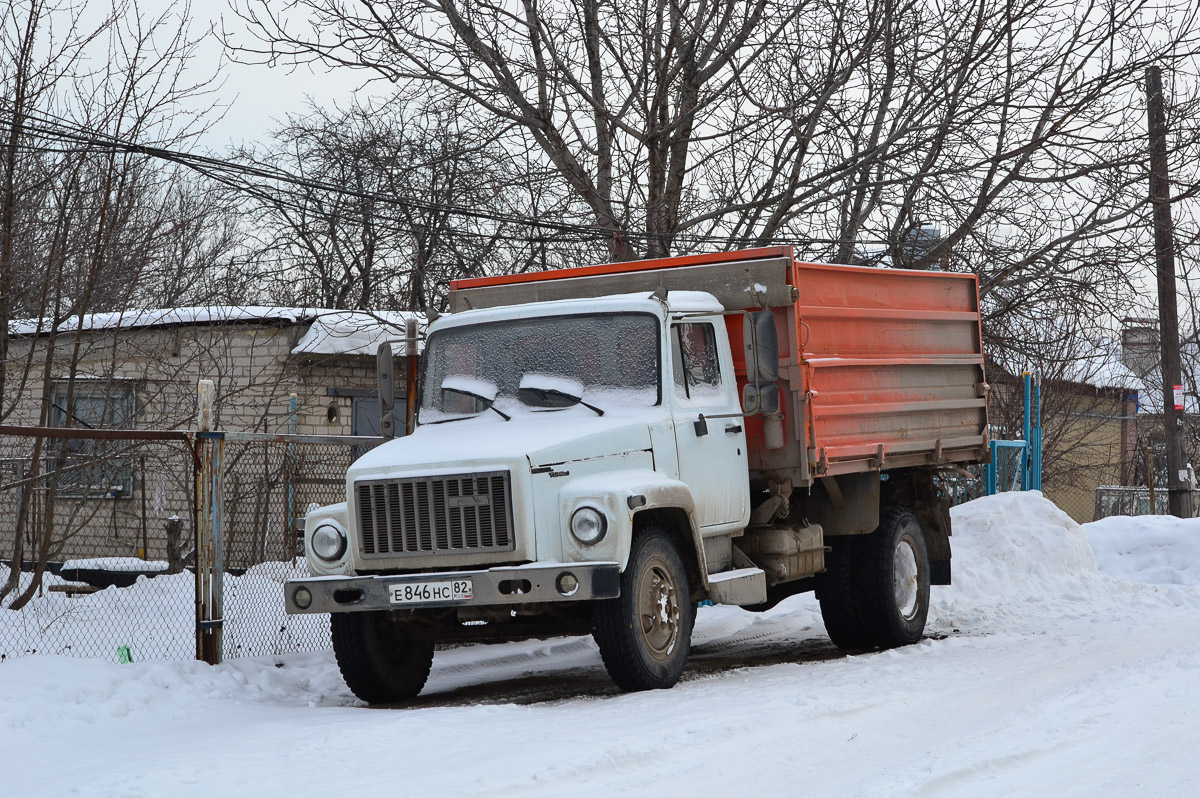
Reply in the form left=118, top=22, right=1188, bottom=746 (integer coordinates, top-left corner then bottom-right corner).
left=3, top=493, right=1199, bottom=797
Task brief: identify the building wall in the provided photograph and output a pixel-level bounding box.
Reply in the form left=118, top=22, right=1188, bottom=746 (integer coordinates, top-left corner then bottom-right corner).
left=1, top=322, right=408, bottom=568
left=1041, top=392, right=1137, bottom=524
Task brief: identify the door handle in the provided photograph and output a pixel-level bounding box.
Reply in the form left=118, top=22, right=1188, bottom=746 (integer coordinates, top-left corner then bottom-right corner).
left=724, top=424, right=742, bottom=434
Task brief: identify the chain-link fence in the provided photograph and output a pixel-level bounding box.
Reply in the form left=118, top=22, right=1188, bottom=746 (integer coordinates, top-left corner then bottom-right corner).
left=218, top=434, right=378, bottom=659
left=0, top=428, right=379, bottom=663
left=0, top=430, right=196, bottom=660
left=1045, top=440, right=1199, bottom=524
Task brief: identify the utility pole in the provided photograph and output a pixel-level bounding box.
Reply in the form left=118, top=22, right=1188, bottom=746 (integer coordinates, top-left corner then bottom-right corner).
left=1145, top=66, right=1192, bottom=518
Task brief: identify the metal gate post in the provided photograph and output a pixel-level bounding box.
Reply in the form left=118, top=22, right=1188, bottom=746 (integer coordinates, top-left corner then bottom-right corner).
left=194, top=430, right=225, bottom=664
left=985, top=440, right=997, bottom=495
left=194, top=380, right=225, bottom=664
left=1031, top=374, right=1043, bottom=491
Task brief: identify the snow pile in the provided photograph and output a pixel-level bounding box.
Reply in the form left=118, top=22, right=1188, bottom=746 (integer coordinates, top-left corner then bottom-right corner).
left=946, top=491, right=1102, bottom=597
left=665, top=290, right=723, bottom=312
left=0, top=650, right=347, bottom=731
left=60, top=557, right=167, bottom=573
left=934, top=492, right=1200, bottom=635
left=1085, top=514, right=1200, bottom=587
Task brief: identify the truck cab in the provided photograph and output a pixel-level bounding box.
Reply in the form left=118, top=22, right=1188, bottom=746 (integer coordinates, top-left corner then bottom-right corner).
left=286, top=247, right=989, bottom=704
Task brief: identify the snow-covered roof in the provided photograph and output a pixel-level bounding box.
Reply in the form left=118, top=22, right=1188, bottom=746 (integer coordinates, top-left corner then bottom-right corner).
left=666, top=290, right=723, bottom=313
left=292, top=310, right=425, bottom=357
left=1062, top=337, right=1144, bottom=392
left=8, top=306, right=426, bottom=358
left=7, top=306, right=319, bottom=336
left=1042, top=335, right=1199, bottom=414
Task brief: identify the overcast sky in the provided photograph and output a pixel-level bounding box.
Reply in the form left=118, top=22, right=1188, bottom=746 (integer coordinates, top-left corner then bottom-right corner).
left=171, top=3, right=375, bottom=152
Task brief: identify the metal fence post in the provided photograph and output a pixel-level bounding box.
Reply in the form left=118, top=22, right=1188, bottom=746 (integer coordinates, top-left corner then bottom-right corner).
left=288, top=392, right=297, bottom=563
left=1022, top=373, right=1032, bottom=491
left=985, top=440, right=997, bottom=495
left=194, top=380, right=224, bottom=665
left=1031, top=374, right=1043, bottom=491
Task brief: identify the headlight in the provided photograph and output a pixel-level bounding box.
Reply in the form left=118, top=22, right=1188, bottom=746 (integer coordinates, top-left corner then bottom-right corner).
left=570, top=506, right=607, bottom=545
left=310, top=522, right=347, bottom=561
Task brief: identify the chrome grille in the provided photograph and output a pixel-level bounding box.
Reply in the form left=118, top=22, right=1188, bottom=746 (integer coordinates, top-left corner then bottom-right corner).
left=356, top=471, right=514, bottom=558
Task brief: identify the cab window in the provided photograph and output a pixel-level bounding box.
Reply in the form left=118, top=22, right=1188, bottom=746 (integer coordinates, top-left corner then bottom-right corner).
left=671, top=323, right=724, bottom=406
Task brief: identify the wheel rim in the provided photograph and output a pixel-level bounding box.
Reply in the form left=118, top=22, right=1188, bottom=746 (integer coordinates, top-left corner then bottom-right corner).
left=893, top=536, right=920, bottom=620
left=636, top=554, right=682, bottom=661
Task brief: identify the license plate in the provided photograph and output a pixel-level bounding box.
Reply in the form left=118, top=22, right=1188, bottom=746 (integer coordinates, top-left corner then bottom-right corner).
left=388, top=579, right=473, bottom=604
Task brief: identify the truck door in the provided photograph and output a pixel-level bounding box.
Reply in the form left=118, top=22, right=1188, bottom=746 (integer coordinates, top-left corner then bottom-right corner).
left=671, top=320, right=749, bottom=528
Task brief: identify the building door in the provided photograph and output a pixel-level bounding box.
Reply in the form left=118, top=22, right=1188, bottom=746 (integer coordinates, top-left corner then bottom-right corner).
left=351, top=394, right=406, bottom=458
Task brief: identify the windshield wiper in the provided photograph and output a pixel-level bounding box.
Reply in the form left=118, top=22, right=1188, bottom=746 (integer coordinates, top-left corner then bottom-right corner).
left=442, top=386, right=511, bottom=421
left=521, top=386, right=604, bottom=417
left=423, top=414, right=471, bottom=425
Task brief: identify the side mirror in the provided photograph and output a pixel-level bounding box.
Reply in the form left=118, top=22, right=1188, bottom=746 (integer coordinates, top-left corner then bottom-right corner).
left=377, top=342, right=395, bottom=439
left=742, top=383, right=781, bottom=414
left=743, top=311, right=778, bottom=383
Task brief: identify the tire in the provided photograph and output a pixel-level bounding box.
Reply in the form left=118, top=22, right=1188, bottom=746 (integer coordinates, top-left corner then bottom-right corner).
left=816, top=534, right=871, bottom=650
left=331, top=611, right=435, bottom=704
left=854, top=507, right=930, bottom=649
left=593, top=527, right=695, bottom=691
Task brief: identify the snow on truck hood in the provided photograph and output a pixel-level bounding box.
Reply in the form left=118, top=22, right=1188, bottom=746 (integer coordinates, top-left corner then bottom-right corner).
left=349, top=411, right=656, bottom=476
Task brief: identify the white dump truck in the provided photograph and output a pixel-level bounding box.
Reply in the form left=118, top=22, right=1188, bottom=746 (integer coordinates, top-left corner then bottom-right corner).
left=285, top=247, right=989, bottom=703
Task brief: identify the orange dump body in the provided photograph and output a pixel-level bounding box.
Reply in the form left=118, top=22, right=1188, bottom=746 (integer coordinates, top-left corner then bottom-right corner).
left=450, top=247, right=988, bottom=486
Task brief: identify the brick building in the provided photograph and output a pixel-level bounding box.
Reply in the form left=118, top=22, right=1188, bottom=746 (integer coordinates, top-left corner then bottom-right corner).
left=1, top=307, right=422, bottom=568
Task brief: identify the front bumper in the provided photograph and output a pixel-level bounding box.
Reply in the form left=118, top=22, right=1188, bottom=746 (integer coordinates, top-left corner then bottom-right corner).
left=285, top=562, right=621, bottom=615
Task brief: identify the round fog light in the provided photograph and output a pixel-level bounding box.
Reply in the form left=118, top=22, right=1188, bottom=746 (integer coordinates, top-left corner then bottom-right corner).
left=556, top=571, right=579, bottom=597
left=294, top=587, right=313, bottom=610
left=311, top=523, right=347, bottom=561
left=570, top=506, right=607, bottom=544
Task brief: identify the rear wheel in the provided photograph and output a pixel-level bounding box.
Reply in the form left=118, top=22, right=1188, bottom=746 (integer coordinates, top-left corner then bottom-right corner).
left=593, top=527, right=695, bottom=691
left=854, top=507, right=930, bottom=648
left=331, top=611, right=435, bottom=704
left=816, top=535, right=871, bottom=650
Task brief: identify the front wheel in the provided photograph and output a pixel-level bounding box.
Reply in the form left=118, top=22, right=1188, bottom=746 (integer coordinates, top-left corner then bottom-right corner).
left=593, top=527, right=695, bottom=691
left=331, top=611, right=435, bottom=704
left=855, top=507, right=931, bottom=648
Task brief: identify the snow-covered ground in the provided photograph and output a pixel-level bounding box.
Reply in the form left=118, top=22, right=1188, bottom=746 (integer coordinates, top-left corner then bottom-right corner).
left=3, top=492, right=1199, bottom=797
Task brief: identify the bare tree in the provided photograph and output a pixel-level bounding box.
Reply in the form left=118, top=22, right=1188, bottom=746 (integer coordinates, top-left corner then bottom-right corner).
left=231, top=1, right=1200, bottom=271
left=0, top=0, right=223, bottom=608
left=233, top=97, right=548, bottom=312
left=228, top=0, right=805, bottom=259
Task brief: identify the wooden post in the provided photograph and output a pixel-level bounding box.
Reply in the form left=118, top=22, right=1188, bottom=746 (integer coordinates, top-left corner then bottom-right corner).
left=1145, top=66, right=1192, bottom=518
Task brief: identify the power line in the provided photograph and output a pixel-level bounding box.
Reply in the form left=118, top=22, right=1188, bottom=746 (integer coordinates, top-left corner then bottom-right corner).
left=0, top=105, right=893, bottom=251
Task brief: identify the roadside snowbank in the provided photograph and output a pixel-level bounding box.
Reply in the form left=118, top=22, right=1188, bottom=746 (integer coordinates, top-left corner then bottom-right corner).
left=932, top=492, right=1102, bottom=630
left=1086, top=513, right=1200, bottom=586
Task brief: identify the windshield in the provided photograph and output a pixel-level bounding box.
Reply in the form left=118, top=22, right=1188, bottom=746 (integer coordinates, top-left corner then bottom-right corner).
left=420, top=312, right=660, bottom=423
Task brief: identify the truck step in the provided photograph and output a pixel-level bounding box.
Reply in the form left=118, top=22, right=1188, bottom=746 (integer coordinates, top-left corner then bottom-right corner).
left=707, top=567, right=767, bottom=606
